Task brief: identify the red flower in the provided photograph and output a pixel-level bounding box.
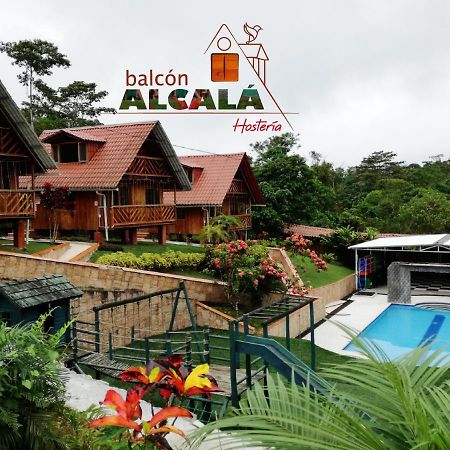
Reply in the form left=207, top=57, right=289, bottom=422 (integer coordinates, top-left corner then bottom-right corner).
left=88, top=387, right=144, bottom=431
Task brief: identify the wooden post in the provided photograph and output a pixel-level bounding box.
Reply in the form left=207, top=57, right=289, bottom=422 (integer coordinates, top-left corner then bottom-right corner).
left=13, top=220, right=25, bottom=249
left=129, top=229, right=138, bottom=245
left=158, top=225, right=167, bottom=245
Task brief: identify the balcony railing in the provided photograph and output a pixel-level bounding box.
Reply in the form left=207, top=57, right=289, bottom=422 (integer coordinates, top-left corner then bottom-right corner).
left=230, top=214, right=252, bottom=230
left=107, top=204, right=176, bottom=229
left=0, top=190, right=34, bottom=218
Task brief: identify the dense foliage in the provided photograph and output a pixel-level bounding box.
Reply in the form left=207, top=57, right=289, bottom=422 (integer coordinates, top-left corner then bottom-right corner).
left=251, top=134, right=450, bottom=235
left=0, top=315, right=68, bottom=449
left=192, top=336, right=450, bottom=449
left=96, top=250, right=205, bottom=271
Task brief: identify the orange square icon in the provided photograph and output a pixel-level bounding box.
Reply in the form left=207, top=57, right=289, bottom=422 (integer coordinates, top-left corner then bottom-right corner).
left=211, top=53, right=239, bottom=82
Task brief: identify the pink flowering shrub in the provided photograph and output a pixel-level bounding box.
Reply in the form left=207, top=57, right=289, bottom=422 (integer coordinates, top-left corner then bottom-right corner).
left=284, top=233, right=328, bottom=272
left=206, top=240, right=289, bottom=312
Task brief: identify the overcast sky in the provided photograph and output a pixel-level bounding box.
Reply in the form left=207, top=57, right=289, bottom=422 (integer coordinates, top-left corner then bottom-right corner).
left=1, top=0, right=450, bottom=167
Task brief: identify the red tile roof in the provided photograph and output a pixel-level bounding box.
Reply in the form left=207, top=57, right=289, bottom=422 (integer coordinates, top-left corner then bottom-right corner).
left=286, top=224, right=334, bottom=238
left=164, top=153, right=265, bottom=206
left=286, top=224, right=407, bottom=239
left=24, top=121, right=190, bottom=191
left=41, top=129, right=106, bottom=143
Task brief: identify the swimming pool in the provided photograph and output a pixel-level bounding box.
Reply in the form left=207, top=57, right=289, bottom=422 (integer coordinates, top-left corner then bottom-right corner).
left=345, top=304, right=450, bottom=361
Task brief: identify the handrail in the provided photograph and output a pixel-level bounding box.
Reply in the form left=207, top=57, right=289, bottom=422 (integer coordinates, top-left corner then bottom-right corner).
left=93, top=283, right=183, bottom=312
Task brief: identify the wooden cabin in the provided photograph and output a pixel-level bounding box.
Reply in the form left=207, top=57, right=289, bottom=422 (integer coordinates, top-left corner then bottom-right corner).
left=28, top=121, right=191, bottom=244
left=0, top=80, right=56, bottom=248
left=164, top=153, right=265, bottom=238
left=0, top=275, right=82, bottom=341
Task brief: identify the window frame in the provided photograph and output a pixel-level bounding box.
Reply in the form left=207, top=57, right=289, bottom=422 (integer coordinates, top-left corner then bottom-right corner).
left=54, top=142, right=88, bottom=164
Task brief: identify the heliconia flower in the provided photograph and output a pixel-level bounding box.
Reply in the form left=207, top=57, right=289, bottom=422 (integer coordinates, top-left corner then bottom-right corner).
left=121, top=366, right=164, bottom=385
left=142, top=406, right=192, bottom=437
left=88, top=386, right=144, bottom=431
left=159, top=363, right=221, bottom=400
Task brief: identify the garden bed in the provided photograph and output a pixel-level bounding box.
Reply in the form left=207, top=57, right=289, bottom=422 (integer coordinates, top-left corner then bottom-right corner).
left=90, top=241, right=205, bottom=262
left=0, top=238, right=55, bottom=255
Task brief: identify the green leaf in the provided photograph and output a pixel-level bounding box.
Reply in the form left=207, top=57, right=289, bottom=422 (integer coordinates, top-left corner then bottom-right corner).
left=21, top=379, right=32, bottom=390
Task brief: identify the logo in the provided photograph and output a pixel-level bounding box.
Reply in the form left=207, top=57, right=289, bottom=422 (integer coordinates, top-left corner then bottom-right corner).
left=119, top=23, right=296, bottom=132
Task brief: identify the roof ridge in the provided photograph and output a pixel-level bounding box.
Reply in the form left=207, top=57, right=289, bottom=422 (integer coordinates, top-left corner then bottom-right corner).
left=180, top=152, right=246, bottom=159
left=41, top=120, right=158, bottom=134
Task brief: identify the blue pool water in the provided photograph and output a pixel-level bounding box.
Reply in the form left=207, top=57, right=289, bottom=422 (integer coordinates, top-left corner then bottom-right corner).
left=345, top=304, right=450, bottom=361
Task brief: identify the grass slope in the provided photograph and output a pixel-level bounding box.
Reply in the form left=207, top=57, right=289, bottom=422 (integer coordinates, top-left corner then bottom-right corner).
left=289, top=254, right=354, bottom=288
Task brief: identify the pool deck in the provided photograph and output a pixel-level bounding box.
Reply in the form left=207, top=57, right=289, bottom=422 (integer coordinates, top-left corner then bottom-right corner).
left=304, top=293, right=450, bottom=357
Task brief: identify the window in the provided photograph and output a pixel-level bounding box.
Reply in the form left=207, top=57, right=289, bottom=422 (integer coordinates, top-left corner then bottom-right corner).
left=145, top=189, right=160, bottom=205
left=211, top=53, right=239, bottom=81
left=55, top=143, right=88, bottom=163
left=184, top=167, right=193, bottom=183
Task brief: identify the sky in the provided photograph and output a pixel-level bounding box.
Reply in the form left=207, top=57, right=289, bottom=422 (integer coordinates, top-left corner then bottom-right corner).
left=1, top=0, right=450, bottom=167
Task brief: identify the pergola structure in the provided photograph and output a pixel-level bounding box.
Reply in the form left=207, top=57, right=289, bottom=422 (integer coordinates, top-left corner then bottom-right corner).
left=349, top=234, right=450, bottom=290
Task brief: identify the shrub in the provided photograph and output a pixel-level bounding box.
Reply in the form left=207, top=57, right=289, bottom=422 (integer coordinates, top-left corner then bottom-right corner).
left=0, top=314, right=70, bottom=449
left=205, top=240, right=297, bottom=313
left=97, top=250, right=205, bottom=271
left=98, top=241, right=124, bottom=252
left=284, top=233, right=328, bottom=272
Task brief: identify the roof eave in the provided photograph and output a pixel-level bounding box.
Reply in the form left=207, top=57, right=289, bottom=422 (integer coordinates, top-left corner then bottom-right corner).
left=0, top=80, right=57, bottom=171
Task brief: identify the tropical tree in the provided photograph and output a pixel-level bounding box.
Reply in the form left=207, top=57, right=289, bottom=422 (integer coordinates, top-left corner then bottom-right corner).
left=199, top=214, right=242, bottom=244
left=40, top=182, right=74, bottom=242
left=252, top=133, right=338, bottom=235
left=190, top=336, right=450, bottom=449
left=30, top=80, right=116, bottom=133
left=398, top=188, right=450, bottom=234
left=0, top=39, right=70, bottom=125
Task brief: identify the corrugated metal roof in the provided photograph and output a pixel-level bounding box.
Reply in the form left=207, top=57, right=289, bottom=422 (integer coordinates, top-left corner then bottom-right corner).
left=349, top=234, right=450, bottom=250
left=26, top=121, right=191, bottom=191
left=0, top=274, right=83, bottom=309
left=164, top=153, right=264, bottom=206
left=0, top=79, right=56, bottom=171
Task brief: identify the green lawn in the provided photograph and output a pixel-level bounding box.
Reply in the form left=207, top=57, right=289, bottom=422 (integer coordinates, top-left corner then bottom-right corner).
left=0, top=238, right=55, bottom=255
left=90, top=242, right=205, bottom=262
left=289, top=254, right=354, bottom=288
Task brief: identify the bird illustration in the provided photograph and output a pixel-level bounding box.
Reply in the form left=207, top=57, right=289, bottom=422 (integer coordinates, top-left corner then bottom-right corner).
left=243, top=23, right=262, bottom=44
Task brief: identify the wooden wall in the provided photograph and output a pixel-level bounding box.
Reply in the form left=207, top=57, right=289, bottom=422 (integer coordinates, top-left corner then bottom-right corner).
left=167, top=207, right=205, bottom=236
left=34, top=191, right=98, bottom=231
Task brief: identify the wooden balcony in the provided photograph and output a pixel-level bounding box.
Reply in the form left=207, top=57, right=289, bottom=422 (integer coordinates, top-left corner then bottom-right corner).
left=0, top=190, right=34, bottom=219
left=107, top=204, right=176, bottom=229
left=230, top=214, right=252, bottom=230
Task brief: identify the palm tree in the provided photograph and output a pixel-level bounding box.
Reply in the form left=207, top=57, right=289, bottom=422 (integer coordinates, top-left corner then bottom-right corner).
left=199, top=215, right=243, bottom=244
left=189, top=333, right=450, bottom=449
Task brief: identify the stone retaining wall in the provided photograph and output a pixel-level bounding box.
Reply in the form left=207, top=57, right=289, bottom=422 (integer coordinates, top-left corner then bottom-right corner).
left=309, top=273, right=355, bottom=305
left=0, top=252, right=225, bottom=334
